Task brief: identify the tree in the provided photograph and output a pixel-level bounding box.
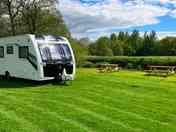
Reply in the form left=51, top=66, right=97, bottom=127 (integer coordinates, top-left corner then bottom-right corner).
left=118, top=31, right=126, bottom=41
left=89, top=43, right=97, bottom=55
left=110, top=33, right=117, bottom=48
left=21, top=0, right=57, bottom=33
left=123, top=42, right=133, bottom=56
left=70, top=38, right=88, bottom=66
left=0, top=17, right=10, bottom=37
left=0, top=1, right=6, bottom=16
left=36, top=10, right=70, bottom=37
left=128, top=30, right=142, bottom=56
left=110, top=33, right=124, bottom=56
left=117, top=31, right=132, bottom=56
left=111, top=40, right=124, bottom=56
left=139, top=31, right=157, bottom=56
left=1, top=0, right=23, bottom=35
left=159, top=37, right=176, bottom=56
left=0, top=0, right=70, bottom=37
left=79, top=37, right=91, bottom=46
left=95, top=37, right=113, bottom=56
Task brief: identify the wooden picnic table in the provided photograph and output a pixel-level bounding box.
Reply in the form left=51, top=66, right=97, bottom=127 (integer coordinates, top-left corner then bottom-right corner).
left=97, top=64, right=120, bottom=73
left=145, top=65, right=176, bottom=76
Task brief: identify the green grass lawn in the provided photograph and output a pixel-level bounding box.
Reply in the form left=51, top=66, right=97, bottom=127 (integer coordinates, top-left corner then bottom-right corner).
left=0, top=69, right=176, bottom=132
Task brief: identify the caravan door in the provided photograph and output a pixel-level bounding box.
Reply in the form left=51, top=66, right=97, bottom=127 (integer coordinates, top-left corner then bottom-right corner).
left=5, top=45, right=16, bottom=76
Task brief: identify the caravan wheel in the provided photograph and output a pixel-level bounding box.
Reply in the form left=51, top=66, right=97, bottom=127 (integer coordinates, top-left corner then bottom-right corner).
left=5, top=71, right=11, bottom=80
left=54, top=74, right=66, bottom=84
left=55, top=74, right=63, bottom=82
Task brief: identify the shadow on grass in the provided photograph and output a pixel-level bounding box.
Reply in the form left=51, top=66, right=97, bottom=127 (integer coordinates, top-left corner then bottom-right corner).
left=0, top=77, right=69, bottom=89
left=144, top=74, right=169, bottom=78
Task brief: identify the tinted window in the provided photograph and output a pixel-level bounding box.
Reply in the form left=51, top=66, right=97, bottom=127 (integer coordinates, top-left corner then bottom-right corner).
left=39, top=44, right=72, bottom=61
left=7, top=46, right=13, bottom=54
left=0, top=47, right=4, bottom=58
left=19, top=46, right=28, bottom=58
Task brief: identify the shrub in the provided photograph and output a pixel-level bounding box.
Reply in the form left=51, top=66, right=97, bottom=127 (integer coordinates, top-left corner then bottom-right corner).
left=85, top=56, right=176, bottom=69
left=81, top=61, right=95, bottom=68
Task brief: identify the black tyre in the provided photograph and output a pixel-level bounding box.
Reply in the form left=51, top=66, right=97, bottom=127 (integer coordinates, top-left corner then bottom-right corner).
left=54, top=73, right=63, bottom=82
left=54, top=74, right=66, bottom=85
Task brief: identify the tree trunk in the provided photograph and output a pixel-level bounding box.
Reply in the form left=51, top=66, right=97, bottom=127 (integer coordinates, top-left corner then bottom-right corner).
left=7, top=0, right=16, bottom=36
left=9, top=16, right=16, bottom=35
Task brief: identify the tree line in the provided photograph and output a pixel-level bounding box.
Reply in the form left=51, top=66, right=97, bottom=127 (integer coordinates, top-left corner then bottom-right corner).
left=0, top=0, right=70, bottom=37
left=89, top=30, right=176, bottom=56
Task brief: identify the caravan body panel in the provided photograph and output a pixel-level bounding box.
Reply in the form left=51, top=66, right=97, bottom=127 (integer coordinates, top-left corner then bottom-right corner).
left=0, top=34, right=76, bottom=81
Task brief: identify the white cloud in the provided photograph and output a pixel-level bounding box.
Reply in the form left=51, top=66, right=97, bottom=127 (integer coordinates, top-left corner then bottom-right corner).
left=157, top=31, right=176, bottom=39
left=170, top=9, right=176, bottom=17
left=59, top=0, right=175, bottom=39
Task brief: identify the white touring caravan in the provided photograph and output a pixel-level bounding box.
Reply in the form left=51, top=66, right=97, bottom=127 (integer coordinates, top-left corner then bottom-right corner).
left=0, top=34, right=76, bottom=81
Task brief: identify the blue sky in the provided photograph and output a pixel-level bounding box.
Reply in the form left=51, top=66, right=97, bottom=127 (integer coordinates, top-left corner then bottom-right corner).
left=59, top=0, right=176, bottom=40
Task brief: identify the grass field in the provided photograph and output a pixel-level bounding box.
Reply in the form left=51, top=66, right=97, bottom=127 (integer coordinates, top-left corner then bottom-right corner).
left=0, top=69, right=176, bottom=132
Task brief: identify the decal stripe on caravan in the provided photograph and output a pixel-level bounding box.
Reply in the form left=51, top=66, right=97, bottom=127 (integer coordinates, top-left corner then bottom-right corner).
left=27, top=52, right=38, bottom=70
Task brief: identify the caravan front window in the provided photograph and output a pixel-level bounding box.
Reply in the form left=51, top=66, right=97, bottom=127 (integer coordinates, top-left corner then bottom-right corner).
left=39, top=44, right=72, bottom=62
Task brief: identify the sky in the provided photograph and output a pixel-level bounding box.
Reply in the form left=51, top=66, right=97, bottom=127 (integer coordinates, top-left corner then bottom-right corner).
left=59, top=0, right=176, bottom=40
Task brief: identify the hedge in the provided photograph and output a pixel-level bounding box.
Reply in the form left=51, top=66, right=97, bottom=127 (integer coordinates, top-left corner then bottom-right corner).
left=84, top=56, right=176, bottom=69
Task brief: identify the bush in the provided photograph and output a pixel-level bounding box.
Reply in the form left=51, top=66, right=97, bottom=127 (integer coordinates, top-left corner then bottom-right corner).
left=85, top=56, right=176, bottom=69
left=81, top=61, right=95, bottom=68
left=70, top=40, right=88, bottom=67
left=127, top=63, right=134, bottom=69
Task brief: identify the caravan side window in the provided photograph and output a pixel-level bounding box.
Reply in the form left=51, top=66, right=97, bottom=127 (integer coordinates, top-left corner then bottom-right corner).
left=0, top=46, right=4, bottom=58
left=7, top=46, right=13, bottom=54
left=19, top=46, right=28, bottom=58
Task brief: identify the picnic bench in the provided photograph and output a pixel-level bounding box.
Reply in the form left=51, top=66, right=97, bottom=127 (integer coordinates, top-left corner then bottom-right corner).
left=97, top=64, right=120, bottom=73
left=144, top=65, right=176, bottom=76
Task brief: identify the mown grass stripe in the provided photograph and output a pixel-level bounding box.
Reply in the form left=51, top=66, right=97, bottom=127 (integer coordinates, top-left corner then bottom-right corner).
left=0, top=92, right=149, bottom=131
left=87, top=86, right=176, bottom=115
left=2, top=83, right=176, bottom=128
left=85, top=90, right=176, bottom=125
left=26, top=104, right=95, bottom=132
left=0, top=95, right=94, bottom=132
left=2, top=84, right=176, bottom=128
left=14, top=91, right=172, bottom=129
left=87, top=85, right=176, bottom=114
left=0, top=107, right=43, bottom=132
left=0, top=92, right=140, bottom=132
left=87, top=70, right=176, bottom=95
left=39, top=99, right=140, bottom=132
left=75, top=96, right=171, bottom=125
left=36, top=94, right=176, bottom=131
left=87, top=75, right=176, bottom=101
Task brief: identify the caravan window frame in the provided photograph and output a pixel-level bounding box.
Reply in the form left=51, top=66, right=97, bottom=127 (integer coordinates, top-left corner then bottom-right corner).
left=19, top=46, right=29, bottom=59
left=7, top=46, right=14, bottom=54
left=0, top=46, right=4, bottom=58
